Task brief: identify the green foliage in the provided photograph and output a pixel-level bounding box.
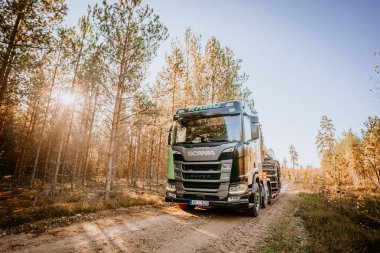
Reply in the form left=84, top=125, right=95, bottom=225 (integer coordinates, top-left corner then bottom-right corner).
left=0, top=0, right=67, bottom=103
left=315, top=115, right=336, bottom=158
left=361, top=116, right=380, bottom=189
left=316, top=116, right=380, bottom=192
left=155, top=27, right=252, bottom=116
left=92, top=0, right=168, bottom=92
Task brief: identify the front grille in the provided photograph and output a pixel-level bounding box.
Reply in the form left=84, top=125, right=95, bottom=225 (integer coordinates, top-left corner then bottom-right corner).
left=182, top=164, right=220, bottom=171
left=183, top=194, right=220, bottom=201
left=182, top=173, right=220, bottom=180
left=183, top=182, right=220, bottom=189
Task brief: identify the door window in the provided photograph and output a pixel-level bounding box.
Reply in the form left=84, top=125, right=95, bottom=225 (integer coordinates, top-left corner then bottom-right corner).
left=243, top=116, right=251, bottom=142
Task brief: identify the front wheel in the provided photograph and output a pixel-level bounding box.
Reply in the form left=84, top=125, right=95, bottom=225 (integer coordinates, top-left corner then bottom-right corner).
left=261, top=183, right=269, bottom=208
left=244, top=183, right=261, bottom=217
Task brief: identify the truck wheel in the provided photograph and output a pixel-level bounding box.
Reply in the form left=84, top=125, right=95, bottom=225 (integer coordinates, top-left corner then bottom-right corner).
left=261, top=183, right=269, bottom=208
left=245, top=183, right=261, bottom=217
left=268, top=184, right=273, bottom=205
left=178, top=203, right=195, bottom=210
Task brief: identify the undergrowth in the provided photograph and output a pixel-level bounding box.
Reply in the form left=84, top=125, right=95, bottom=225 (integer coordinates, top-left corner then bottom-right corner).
left=0, top=187, right=161, bottom=228
left=296, top=192, right=380, bottom=253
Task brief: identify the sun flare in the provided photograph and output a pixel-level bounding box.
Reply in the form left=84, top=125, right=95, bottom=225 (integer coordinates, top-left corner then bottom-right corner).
left=60, top=92, right=75, bottom=105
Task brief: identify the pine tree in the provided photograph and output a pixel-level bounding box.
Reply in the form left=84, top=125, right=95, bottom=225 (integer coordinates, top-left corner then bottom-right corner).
left=0, top=0, right=67, bottom=106
left=315, top=115, right=337, bottom=189
left=92, top=0, right=168, bottom=200
left=0, top=0, right=67, bottom=181
left=155, top=28, right=252, bottom=111
left=289, top=145, right=298, bottom=178
left=361, top=116, right=380, bottom=190
left=316, top=115, right=336, bottom=157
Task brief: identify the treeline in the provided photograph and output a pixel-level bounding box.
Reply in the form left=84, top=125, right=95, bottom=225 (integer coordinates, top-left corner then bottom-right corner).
left=0, top=0, right=253, bottom=199
left=278, top=115, right=380, bottom=194
left=316, top=115, right=380, bottom=195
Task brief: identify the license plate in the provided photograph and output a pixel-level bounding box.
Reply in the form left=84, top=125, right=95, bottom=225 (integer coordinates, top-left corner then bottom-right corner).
left=190, top=200, right=209, bottom=206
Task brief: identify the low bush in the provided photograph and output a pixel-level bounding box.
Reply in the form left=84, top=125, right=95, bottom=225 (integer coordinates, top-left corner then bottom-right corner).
left=296, top=193, right=380, bottom=253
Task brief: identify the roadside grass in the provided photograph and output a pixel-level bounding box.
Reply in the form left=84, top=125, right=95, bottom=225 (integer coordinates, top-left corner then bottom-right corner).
left=257, top=190, right=380, bottom=253
left=296, top=192, right=380, bottom=253
left=0, top=186, right=162, bottom=229
left=257, top=195, right=305, bottom=253
left=258, top=214, right=304, bottom=253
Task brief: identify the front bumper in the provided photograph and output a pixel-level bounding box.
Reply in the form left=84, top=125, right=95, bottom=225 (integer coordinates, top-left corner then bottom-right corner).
left=165, top=195, right=250, bottom=209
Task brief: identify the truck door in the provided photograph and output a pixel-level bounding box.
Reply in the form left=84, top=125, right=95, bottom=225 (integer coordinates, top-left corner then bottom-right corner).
left=243, top=115, right=255, bottom=185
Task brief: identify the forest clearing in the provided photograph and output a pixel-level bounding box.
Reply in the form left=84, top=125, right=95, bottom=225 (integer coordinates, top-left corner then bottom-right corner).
left=1, top=0, right=380, bottom=252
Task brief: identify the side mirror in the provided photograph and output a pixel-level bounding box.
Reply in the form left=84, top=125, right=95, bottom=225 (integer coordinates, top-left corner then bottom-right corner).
left=251, top=123, right=259, bottom=140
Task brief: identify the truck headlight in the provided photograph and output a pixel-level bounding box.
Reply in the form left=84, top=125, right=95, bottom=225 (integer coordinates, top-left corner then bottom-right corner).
left=166, top=182, right=176, bottom=192
left=167, top=192, right=176, bottom=198
left=229, top=183, right=247, bottom=195
left=222, top=147, right=234, bottom=153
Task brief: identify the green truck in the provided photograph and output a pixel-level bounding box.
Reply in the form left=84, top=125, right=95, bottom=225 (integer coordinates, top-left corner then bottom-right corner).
left=165, top=101, right=279, bottom=217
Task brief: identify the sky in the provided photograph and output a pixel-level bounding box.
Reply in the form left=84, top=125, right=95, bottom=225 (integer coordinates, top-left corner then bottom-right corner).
left=65, top=0, right=380, bottom=167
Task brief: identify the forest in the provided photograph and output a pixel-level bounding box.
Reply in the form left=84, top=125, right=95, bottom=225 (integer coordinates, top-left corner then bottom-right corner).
left=0, top=0, right=253, bottom=201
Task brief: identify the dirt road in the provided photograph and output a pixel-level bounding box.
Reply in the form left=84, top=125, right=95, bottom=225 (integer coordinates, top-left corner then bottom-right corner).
left=0, top=181, right=299, bottom=253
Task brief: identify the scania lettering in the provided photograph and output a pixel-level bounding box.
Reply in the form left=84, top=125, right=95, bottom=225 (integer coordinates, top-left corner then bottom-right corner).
left=165, top=100, right=280, bottom=217
left=187, top=151, right=215, bottom=156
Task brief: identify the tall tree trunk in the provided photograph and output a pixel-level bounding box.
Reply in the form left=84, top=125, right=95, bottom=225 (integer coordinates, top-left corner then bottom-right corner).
left=15, top=100, right=38, bottom=186
left=43, top=134, right=53, bottom=184
left=29, top=65, right=57, bottom=188
left=156, top=127, right=162, bottom=192
left=105, top=84, right=122, bottom=200
left=81, top=87, right=99, bottom=186
left=133, top=130, right=141, bottom=188
left=12, top=100, right=34, bottom=183
left=51, top=108, right=71, bottom=190
left=18, top=107, right=38, bottom=186
left=171, top=72, right=177, bottom=114
left=42, top=98, right=61, bottom=185
left=59, top=105, right=76, bottom=183
left=69, top=97, right=88, bottom=189
left=148, top=130, right=154, bottom=190
left=127, top=131, right=134, bottom=185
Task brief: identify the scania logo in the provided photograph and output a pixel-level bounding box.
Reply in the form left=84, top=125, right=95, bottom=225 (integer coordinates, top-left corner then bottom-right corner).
left=187, top=150, right=215, bottom=156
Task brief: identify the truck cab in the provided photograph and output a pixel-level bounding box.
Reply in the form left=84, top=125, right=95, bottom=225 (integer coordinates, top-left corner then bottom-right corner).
left=165, top=101, right=270, bottom=217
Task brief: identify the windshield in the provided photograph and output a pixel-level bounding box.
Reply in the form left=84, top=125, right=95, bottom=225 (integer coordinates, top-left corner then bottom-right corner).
left=174, top=115, right=242, bottom=144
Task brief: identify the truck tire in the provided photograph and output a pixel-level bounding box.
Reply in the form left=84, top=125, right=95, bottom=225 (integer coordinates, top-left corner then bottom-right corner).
left=268, top=183, right=273, bottom=205
left=261, top=182, right=269, bottom=208
left=245, top=182, right=261, bottom=217
left=178, top=203, right=195, bottom=210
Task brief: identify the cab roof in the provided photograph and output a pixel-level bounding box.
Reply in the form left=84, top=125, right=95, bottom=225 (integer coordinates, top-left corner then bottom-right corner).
left=174, top=100, right=259, bottom=123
